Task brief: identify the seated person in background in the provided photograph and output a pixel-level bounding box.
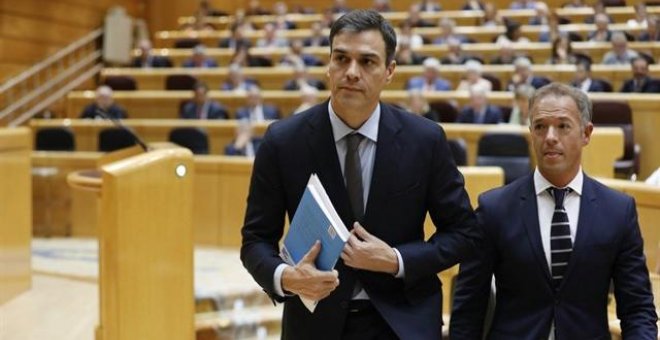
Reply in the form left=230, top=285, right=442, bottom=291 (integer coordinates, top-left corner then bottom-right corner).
left=456, top=85, right=503, bottom=124
left=509, top=0, right=536, bottom=9
left=180, top=82, right=228, bottom=119
left=529, top=2, right=550, bottom=26
left=415, top=0, right=442, bottom=12
left=495, top=21, right=530, bottom=44
left=236, top=86, right=280, bottom=121
left=602, top=32, right=639, bottom=65
left=255, top=22, right=289, bottom=48
left=131, top=39, right=172, bottom=68
left=330, top=0, right=350, bottom=14
left=462, top=0, right=485, bottom=10
left=224, top=120, right=262, bottom=157
left=245, top=0, right=270, bottom=15
left=272, top=2, right=296, bottom=30
left=372, top=0, right=392, bottom=12
left=398, top=19, right=425, bottom=48
left=292, top=86, right=320, bottom=114
left=490, top=40, right=521, bottom=65
left=620, top=57, right=660, bottom=93
left=441, top=38, right=477, bottom=65
left=220, top=63, right=259, bottom=92
left=405, top=57, right=452, bottom=91
left=80, top=85, right=127, bottom=119
left=219, top=22, right=251, bottom=49
left=282, top=63, right=326, bottom=91
left=547, top=35, right=578, bottom=64
left=406, top=5, right=434, bottom=28
left=587, top=13, right=613, bottom=42
left=506, top=57, right=551, bottom=91
left=230, top=40, right=273, bottom=67
left=395, top=37, right=426, bottom=65
left=479, top=3, right=503, bottom=27
left=538, top=12, right=564, bottom=43
left=456, top=60, right=492, bottom=92
left=433, top=18, right=467, bottom=45
left=182, top=45, right=218, bottom=68
left=508, top=84, right=535, bottom=125
left=406, top=89, right=440, bottom=122
left=303, top=21, right=330, bottom=47
left=571, top=60, right=610, bottom=92
left=584, top=1, right=612, bottom=24
left=639, top=15, right=660, bottom=41
left=564, top=0, right=587, bottom=8
left=627, top=3, right=648, bottom=29
left=280, top=39, right=323, bottom=67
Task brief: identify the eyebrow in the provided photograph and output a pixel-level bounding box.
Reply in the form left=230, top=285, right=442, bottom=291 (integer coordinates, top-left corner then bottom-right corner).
left=332, top=48, right=381, bottom=60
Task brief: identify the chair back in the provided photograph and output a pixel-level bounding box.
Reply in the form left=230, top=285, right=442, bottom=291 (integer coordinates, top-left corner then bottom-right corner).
left=98, top=127, right=137, bottom=152
left=477, top=133, right=531, bottom=184
left=429, top=100, right=459, bottom=123
left=165, top=74, right=198, bottom=90
left=35, top=127, right=75, bottom=151
left=168, top=127, right=210, bottom=155
left=592, top=100, right=639, bottom=176
left=103, top=75, right=137, bottom=91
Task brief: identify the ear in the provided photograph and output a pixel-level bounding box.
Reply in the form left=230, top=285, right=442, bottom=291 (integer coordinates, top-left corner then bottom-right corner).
left=385, top=60, right=397, bottom=84
left=582, top=121, right=594, bottom=146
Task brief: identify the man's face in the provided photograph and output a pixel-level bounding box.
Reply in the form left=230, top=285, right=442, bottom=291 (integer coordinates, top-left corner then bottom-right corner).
left=632, top=59, right=649, bottom=79
left=96, top=94, right=112, bottom=110
left=194, top=87, right=208, bottom=103
left=327, top=30, right=395, bottom=115
left=574, top=64, right=588, bottom=82
left=529, top=95, right=593, bottom=186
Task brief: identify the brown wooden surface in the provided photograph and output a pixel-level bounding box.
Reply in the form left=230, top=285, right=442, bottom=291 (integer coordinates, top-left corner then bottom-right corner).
left=0, top=127, right=32, bottom=305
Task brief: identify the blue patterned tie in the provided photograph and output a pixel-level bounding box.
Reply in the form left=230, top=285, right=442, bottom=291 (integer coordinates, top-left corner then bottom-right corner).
left=548, top=187, right=572, bottom=290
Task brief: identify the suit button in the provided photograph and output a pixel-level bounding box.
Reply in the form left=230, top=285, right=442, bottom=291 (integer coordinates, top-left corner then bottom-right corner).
left=340, top=301, right=349, bottom=309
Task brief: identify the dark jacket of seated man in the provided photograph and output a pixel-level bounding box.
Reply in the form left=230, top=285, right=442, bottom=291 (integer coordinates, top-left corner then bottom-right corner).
left=179, top=100, right=228, bottom=119
left=80, top=103, right=128, bottom=119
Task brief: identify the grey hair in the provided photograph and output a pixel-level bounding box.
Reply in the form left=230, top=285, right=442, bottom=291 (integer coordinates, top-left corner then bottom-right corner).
left=528, top=83, right=592, bottom=126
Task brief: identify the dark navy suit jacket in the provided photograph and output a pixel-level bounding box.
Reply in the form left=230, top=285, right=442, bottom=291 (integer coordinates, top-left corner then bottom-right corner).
left=620, top=77, right=660, bottom=93
left=450, top=174, right=657, bottom=339
left=456, top=106, right=503, bottom=124
left=241, top=101, right=480, bottom=339
left=179, top=101, right=228, bottom=119
left=235, top=105, right=280, bottom=120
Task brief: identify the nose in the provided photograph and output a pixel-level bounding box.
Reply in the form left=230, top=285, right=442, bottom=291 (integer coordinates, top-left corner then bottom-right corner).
left=545, top=126, right=559, bottom=143
left=346, top=60, right=359, bottom=81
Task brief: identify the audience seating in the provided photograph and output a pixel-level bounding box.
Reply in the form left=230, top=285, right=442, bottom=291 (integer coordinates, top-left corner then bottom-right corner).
left=168, top=127, right=210, bottom=155
left=476, top=132, right=531, bottom=184
left=429, top=100, right=459, bottom=123
left=165, top=74, right=198, bottom=90
left=98, top=127, right=138, bottom=152
left=35, top=127, right=75, bottom=151
left=103, top=75, right=138, bottom=91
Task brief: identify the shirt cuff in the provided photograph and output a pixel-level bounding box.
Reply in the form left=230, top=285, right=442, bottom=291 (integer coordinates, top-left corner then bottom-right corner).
left=273, top=263, right=291, bottom=297
left=393, top=248, right=405, bottom=278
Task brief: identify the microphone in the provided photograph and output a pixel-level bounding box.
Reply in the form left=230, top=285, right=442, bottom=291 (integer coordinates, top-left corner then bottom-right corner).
left=95, top=109, right=149, bottom=152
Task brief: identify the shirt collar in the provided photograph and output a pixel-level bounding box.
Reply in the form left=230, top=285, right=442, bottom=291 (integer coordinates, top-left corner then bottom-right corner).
left=328, top=101, right=380, bottom=143
left=534, top=167, right=584, bottom=196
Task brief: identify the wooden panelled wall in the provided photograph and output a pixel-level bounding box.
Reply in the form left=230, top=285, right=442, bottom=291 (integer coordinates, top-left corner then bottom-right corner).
left=0, top=0, right=144, bottom=82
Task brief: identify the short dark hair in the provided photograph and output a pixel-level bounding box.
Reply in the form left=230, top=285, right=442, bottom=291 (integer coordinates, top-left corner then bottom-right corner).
left=329, top=9, right=397, bottom=64
left=576, top=59, right=591, bottom=72
left=193, top=81, right=209, bottom=92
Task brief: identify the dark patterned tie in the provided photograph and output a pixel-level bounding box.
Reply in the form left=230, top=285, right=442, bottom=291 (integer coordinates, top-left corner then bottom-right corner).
left=548, top=187, right=573, bottom=290
left=345, top=133, right=364, bottom=222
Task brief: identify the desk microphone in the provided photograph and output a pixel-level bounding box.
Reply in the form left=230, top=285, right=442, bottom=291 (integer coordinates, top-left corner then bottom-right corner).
left=95, top=109, right=149, bottom=152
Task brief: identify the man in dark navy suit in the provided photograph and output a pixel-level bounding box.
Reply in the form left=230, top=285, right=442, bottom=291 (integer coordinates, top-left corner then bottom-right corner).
left=456, top=86, right=503, bottom=124
left=241, top=9, right=481, bottom=339
left=506, top=57, right=551, bottom=91
left=450, top=83, right=657, bottom=339
left=131, top=39, right=172, bottom=68
left=235, top=86, right=280, bottom=121
left=179, top=82, right=228, bottom=119
left=620, top=57, right=660, bottom=93
left=571, top=60, right=611, bottom=93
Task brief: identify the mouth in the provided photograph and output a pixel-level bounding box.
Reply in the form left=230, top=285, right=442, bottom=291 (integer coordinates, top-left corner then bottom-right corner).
left=338, top=86, right=362, bottom=92
left=543, top=150, right=563, bottom=159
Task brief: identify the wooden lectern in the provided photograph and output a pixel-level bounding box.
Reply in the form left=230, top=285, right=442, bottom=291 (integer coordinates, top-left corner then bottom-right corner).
left=0, top=127, right=32, bottom=305
left=68, top=144, right=195, bottom=340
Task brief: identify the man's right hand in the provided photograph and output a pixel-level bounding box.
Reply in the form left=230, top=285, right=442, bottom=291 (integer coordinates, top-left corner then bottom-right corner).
left=281, top=241, right=340, bottom=301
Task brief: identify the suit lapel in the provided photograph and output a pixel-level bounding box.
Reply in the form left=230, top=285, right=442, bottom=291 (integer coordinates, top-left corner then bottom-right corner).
left=559, top=175, right=598, bottom=289
left=520, top=176, right=553, bottom=285
left=304, top=102, right=354, bottom=228
left=363, top=103, right=402, bottom=228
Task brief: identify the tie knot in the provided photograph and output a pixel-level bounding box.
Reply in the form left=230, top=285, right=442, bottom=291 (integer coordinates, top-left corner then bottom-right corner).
left=346, top=133, right=363, bottom=152
left=548, top=187, right=571, bottom=208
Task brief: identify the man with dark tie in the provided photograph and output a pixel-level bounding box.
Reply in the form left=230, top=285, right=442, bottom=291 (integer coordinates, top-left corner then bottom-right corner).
left=620, top=57, right=660, bottom=93
left=179, top=82, right=228, bottom=119
left=241, top=9, right=481, bottom=339
left=450, top=83, right=657, bottom=339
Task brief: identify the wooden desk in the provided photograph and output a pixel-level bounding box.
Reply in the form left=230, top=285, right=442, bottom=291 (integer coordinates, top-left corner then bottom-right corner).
left=0, top=128, right=32, bottom=304
left=176, top=7, right=660, bottom=31
left=63, top=90, right=658, bottom=177
left=154, top=23, right=645, bottom=46
left=101, top=64, right=660, bottom=94
left=30, top=118, right=622, bottom=179
left=139, top=42, right=660, bottom=68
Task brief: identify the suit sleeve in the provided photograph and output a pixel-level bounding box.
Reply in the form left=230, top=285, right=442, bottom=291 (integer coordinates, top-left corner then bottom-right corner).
left=396, top=125, right=482, bottom=284
left=239, top=128, right=289, bottom=301
left=449, top=196, right=497, bottom=339
left=614, top=197, right=658, bottom=338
